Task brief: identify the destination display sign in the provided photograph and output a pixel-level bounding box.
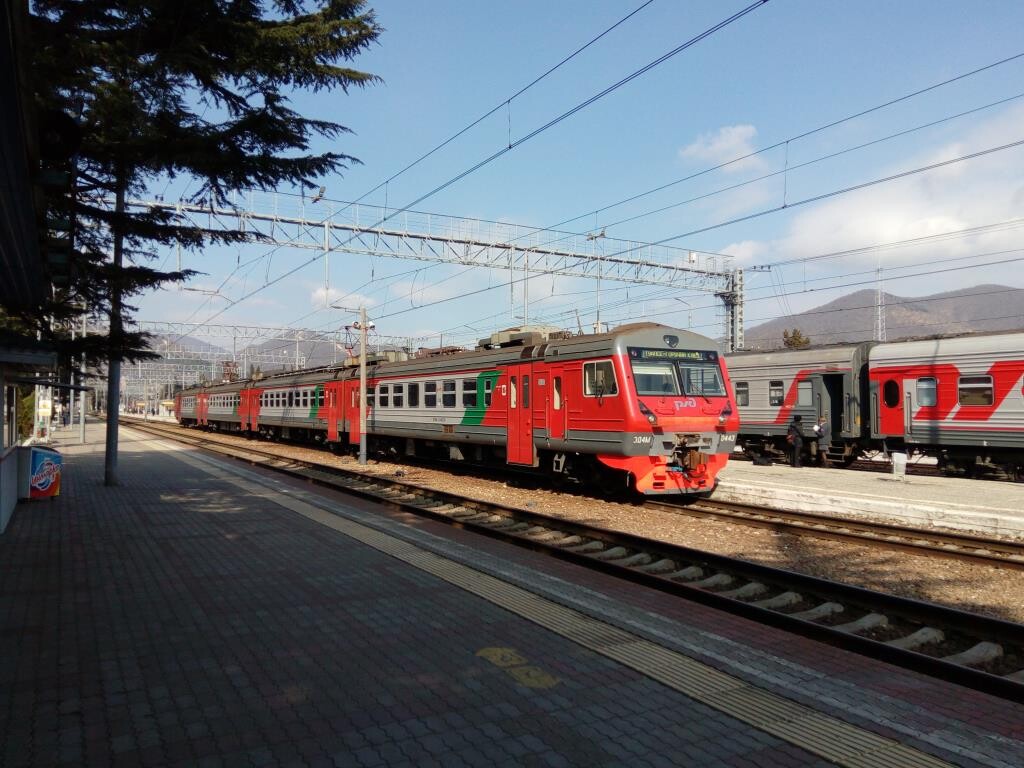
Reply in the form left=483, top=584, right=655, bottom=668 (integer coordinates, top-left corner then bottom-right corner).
left=628, top=347, right=718, bottom=362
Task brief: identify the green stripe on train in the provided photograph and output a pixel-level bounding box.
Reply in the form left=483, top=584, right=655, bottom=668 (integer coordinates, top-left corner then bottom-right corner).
left=309, top=384, right=324, bottom=418
left=461, top=371, right=502, bottom=426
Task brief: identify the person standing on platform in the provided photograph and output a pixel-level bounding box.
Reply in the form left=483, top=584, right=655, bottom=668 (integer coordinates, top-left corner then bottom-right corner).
left=813, top=415, right=832, bottom=467
left=787, top=414, right=804, bottom=467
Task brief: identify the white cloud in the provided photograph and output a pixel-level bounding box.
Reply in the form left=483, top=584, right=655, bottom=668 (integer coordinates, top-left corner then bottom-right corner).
left=714, top=103, right=1024, bottom=304
left=679, top=124, right=766, bottom=173
left=720, top=240, right=765, bottom=263
left=310, top=286, right=376, bottom=308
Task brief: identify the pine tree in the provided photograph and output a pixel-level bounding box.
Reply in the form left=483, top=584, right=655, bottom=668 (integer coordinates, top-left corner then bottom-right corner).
left=782, top=328, right=811, bottom=348
left=29, top=0, right=382, bottom=484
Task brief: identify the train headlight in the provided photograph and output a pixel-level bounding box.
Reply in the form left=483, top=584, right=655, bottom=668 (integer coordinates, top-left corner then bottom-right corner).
left=638, top=401, right=658, bottom=426
left=718, top=401, right=733, bottom=426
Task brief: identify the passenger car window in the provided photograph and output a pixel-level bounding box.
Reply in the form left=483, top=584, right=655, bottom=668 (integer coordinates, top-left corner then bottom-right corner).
left=425, top=381, right=437, bottom=408
left=393, top=384, right=404, bottom=408
left=883, top=380, right=900, bottom=408
left=734, top=382, right=749, bottom=407
left=958, top=375, right=993, bottom=406
left=916, top=377, right=937, bottom=407
left=584, top=361, right=618, bottom=397
left=797, top=381, right=812, bottom=407
left=442, top=380, right=456, bottom=408
left=552, top=377, right=562, bottom=410
left=408, top=383, right=420, bottom=408
left=462, top=379, right=477, bottom=408
left=378, top=384, right=389, bottom=408
left=484, top=379, right=493, bottom=407
left=630, top=360, right=679, bottom=395
left=769, top=380, right=784, bottom=407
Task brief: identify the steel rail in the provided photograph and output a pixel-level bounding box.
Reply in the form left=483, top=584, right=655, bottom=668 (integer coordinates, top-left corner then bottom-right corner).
left=651, top=498, right=1024, bottom=570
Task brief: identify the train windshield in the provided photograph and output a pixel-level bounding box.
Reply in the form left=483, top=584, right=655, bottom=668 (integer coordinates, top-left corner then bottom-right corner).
left=631, top=361, right=681, bottom=396
left=677, top=362, right=726, bottom=397
left=628, top=347, right=727, bottom=398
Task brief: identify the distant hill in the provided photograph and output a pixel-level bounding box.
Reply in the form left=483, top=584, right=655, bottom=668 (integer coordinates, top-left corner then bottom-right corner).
left=744, top=284, right=1024, bottom=350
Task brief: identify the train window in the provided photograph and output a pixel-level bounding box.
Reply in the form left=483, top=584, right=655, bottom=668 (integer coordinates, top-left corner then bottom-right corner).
left=523, top=376, right=530, bottom=408
left=485, top=379, right=494, bottom=408
left=584, top=361, right=619, bottom=397
left=379, top=384, right=390, bottom=408
left=958, top=376, right=993, bottom=406
left=393, top=384, right=404, bottom=408
left=408, top=383, right=419, bottom=408
left=318, top=390, right=325, bottom=407
left=769, top=380, right=784, bottom=407
left=552, top=377, right=562, bottom=410
left=797, top=381, right=812, bottom=407
left=680, top=363, right=726, bottom=397
left=289, top=392, right=294, bottom=408
left=735, top=382, right=749, bottom=406
left=366, top=388, right=375, bottom=408
left=425, top=381, right=437, bottom=408
left=883, top=380, right=900, bottom=408
left=510, top=376, right=517, bottom=409
left=462, top=379, right=477, bottom=408
left=917, top=378, right=937, bottom=407
left=442, top=380, right=456, bottom=408
left=631, top=361, right=680, bottom=396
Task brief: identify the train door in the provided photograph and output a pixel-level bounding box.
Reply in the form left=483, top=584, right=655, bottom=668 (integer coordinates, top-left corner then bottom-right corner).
left=238, top=390, right=250, bottom=431
left=197, top=393, right=209, bottom=426
left=325, top=384, right=341, bottom=442
left=820, top=374, right=845, bottom=435
left=876, top=375, right=905, bottom=437
left=344, top=380, right=360, bottom=446
left=506, top=363, right=536, bottom=465
left=547, top=365, right=566, bottom=441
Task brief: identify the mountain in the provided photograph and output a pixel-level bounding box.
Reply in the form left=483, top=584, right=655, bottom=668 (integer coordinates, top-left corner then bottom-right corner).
left=744, top=284, right=1024, bottom=350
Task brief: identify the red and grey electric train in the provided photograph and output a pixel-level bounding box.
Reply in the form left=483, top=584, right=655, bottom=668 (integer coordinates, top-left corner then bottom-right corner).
left=176, top=323, right=740, bottom=496
left=725, top=330, right=1024, bottom=479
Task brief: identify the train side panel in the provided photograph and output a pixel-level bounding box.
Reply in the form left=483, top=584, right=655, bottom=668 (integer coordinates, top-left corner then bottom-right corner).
left=725, top=343, right=873, bottom=462
left=869, top=333, right=1024, bottom=475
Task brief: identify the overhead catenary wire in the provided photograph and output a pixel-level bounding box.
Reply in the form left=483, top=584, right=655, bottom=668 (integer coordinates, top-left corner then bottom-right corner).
left=470, top=50, right=1024, bottom=254
left=343, top=0, right=658, bottom=212
left=337, top=139, right=1024, bottom=323
left=411, top=217, right=1024, bottom=346
left=249, top=65, right=1024, bottom=337
left=215, top=49, right=1024, bottom=339
left=168, top=1, right=770, bottom=343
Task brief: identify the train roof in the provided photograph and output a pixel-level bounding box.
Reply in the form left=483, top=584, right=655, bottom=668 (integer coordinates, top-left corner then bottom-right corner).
left=725, top=341, right=874, bottom=369
left=871, top=329, right=1024, bottom=362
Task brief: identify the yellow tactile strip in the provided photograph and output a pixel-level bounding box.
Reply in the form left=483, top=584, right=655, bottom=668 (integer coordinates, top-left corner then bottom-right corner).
left=147, top=434, right=953, bottom=768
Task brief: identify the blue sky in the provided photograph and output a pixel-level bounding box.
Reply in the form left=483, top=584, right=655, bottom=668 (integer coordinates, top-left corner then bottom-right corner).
left=141, top=0, right=1024, bottom=349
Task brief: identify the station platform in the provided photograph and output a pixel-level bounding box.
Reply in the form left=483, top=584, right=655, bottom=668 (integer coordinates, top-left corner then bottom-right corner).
left=716, top=460, right=1024, bottom=538
left=2, top=423, right=1023, bottom=767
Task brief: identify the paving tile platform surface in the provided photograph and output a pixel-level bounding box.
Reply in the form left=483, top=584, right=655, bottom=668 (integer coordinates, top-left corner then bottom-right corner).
left=1, top=422, right=1022, bottom=767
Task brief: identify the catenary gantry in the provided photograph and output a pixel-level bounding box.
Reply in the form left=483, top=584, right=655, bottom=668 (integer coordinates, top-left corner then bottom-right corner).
left=128, top=191, right=745, bottom=351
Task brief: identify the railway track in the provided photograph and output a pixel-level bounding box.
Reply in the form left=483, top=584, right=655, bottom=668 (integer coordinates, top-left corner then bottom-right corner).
left=125, top=418, right=1024, bottom=702
left=652, top=498, right=1024, bottom=571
